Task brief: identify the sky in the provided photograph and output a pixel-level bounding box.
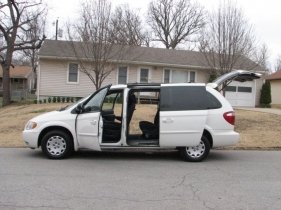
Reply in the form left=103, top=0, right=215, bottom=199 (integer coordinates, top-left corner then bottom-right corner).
left=46, top=0, right=281, bottom=70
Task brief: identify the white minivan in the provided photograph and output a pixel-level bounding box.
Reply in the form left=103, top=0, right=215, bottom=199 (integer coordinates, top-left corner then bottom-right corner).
left=22, top=70, right=261, bottom=162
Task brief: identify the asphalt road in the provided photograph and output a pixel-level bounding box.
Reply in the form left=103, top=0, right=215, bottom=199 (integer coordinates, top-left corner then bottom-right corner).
left=1, top=148, right=281, bottom=210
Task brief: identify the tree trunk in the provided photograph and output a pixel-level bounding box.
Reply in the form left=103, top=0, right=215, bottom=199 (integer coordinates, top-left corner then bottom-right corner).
left=1, top=64, right=11, bottom=106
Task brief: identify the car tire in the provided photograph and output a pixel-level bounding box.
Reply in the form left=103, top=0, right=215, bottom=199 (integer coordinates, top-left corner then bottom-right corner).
left=41, top=130, right=73, bottom=159
left=179, top=136, right=210, bottom=162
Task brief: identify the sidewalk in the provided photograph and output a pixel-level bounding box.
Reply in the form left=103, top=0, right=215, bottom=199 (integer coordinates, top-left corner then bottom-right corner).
left=234, top=107, right=281, bottom=115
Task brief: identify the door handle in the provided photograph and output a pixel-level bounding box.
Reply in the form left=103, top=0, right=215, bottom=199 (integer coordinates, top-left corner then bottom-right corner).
left=91, top=120, right=96, bottom=125
left=162, top=118, right=174, bottom=123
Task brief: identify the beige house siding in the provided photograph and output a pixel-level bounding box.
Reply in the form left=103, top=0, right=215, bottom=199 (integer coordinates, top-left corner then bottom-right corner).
left=128, top=65, right=138, bottom=83
left=255, top=77, right=265, bottom=106
left=38, top=58, right=264, bottom=107
left=38, top=60, right=208, bottom=99
left=38, top=59, right=117, bottom=99
left=270, top=80, right=281, bottom=104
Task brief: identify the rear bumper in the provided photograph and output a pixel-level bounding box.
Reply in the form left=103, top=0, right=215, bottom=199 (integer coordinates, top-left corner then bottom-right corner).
left=211, top=130, right=239, bottom=148
left=22, top=131, right=39, bottom=148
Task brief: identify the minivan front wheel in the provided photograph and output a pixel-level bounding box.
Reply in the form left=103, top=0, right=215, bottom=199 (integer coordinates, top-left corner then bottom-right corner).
left=179, top=136, right=210, bottom=162
left=41, top=130, right=73, bottom=159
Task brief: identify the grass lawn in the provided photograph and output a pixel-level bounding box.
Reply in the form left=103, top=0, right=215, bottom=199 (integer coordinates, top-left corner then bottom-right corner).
left=0, top=102, right=280, bottom=149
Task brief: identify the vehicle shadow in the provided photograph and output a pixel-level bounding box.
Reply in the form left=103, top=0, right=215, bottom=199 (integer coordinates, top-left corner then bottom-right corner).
left=23, top=148, right=234, bottom=162
left=73, top=150, right=182, bottom=162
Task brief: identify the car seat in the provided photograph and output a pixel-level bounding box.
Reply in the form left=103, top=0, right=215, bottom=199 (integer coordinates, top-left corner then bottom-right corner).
left=139, top=109, right=159, bottom=139
left=102, top=93, right=136, bottom=142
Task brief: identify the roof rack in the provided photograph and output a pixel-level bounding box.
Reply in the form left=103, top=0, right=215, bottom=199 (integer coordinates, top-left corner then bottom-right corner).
left=127, top=83, right=161, bottom=87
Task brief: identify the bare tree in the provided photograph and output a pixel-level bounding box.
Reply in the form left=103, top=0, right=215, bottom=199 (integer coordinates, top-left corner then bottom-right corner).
left=0, top=0, right=46, bottom=106
left=147, top=0, right=205, bottom=49
left=274, top=54, right=281, bottom=71
left=110, top=4, right=149, bottom=46
left=199, top=0, right=265, bottom=95
left=22, top=9, right=47, bottom=90
left=65, top=0, right=136, bottom=90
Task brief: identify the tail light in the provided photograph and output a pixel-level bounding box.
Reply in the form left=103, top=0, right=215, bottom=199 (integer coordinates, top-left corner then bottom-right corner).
left=223, top=111, right=235, bottom=125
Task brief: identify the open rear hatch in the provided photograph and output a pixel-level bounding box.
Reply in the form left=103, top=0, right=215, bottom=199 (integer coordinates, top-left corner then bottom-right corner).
left=207, top=70, right=261, bottom=89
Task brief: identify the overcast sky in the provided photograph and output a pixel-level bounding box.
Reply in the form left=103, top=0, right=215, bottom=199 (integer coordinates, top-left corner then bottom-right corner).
left=46, top=0, right=281, bottom=70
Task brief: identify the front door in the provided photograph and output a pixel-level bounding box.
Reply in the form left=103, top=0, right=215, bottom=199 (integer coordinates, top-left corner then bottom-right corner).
left=159, top=84, right=207, bottom=147
left=76, top=85, right=111, bottom=150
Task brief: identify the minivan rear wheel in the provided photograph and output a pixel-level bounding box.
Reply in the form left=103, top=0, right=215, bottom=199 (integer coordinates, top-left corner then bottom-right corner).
left=179, top=136, right=210, bottom=162
left=41, top=130, right=73, bottom=159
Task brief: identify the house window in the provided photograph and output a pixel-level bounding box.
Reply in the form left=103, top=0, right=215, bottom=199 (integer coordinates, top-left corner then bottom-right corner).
left=164, top=69, right=196, bottom=83
left=13, top=78, right=19, bottom=83
left=68, top=63, right=79, bottom=83
left=164, top=69, right=170, bottom=83
left=140, top=68, right=149, bottom=83
left=118, top=66, right=127, bottom=84
left=190, top=71, right=196, bottom=83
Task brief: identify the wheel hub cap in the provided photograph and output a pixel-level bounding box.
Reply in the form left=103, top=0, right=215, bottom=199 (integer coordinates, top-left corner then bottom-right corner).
left=186, top=140, right=205, bottom=158
left=46, top=136, right=66, bottom=156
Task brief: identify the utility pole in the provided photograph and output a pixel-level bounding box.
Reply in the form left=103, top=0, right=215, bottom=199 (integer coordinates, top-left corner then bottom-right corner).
left=53, top=18, right=59, bottom=40
left=55, top=18, right=58, bottom=40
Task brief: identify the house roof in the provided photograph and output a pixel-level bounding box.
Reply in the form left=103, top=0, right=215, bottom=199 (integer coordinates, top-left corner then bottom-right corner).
left=266, top=70, right=281, bottom=81
left=0, top=66, right=31, bottom=78
left=38, top=39, right=263, bottom=71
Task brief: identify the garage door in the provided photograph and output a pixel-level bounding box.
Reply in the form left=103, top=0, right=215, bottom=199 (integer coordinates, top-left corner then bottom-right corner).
left=225, top=81, right=255, bottom=107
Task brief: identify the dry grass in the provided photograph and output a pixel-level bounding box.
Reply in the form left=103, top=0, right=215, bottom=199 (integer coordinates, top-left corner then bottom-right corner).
left=233, top=109, right=281, bottom=149
left=0, top=103, right=280, bottom=149
left=0, top=103, right=71, bottom=147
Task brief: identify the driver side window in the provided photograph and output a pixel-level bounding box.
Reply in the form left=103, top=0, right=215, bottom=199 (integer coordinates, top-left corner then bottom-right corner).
left=84, top=88, right=108, bottom=112
left=102, top=92, right=123, bottom=117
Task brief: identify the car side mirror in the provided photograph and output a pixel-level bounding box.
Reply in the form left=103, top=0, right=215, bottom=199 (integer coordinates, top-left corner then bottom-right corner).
left=76, top=103, right=84, bottom=113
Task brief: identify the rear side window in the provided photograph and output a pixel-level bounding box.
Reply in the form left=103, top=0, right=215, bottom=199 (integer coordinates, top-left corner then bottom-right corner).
left=206, top=91, right=222, bottom=109
left=160, top=86, right=207, bottom=111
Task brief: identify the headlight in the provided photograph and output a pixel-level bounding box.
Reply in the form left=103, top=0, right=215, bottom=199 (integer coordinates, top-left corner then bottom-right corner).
left=25, top=121, right=37, bottom=130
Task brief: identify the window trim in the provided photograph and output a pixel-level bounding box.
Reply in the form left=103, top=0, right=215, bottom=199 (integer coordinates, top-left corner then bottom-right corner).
left=13, top=78, right=19, bottom=83
left=163, top=68, right=197, bottom=83
left=67, top=62, right=80, bottom=84
left=138, top=67, right=151, bottom=83
left=117, top=66, right=128, bottom=84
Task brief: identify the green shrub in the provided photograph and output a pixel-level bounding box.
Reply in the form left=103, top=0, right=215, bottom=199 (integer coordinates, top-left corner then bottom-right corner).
left=57, top=97, right=61, bottom=103
left=62, top=97, right=65, bottom=103
left=48, top=97, right=51, bottom=103
left=66, top=97, right=70, bottom=103
left=261, top=103, right=272, bottom=108
left=52, top=97, right=57, bottom=103
left=33, top=100, right=37, bottom=104
left=70, top=97, right=74, bottom=102
left=43, top=99, right=47, bottom=103
left=208, top=71, right=218, bottom=82
left=39, top=100, right=42, bottom=104
left=117, top=97, right=122, bottom=103
left=260, top=81, right=271, bottom=106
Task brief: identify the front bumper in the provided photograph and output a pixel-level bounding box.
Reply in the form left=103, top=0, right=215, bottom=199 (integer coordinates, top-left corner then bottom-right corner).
left=22, top=130, right=40, bottom=148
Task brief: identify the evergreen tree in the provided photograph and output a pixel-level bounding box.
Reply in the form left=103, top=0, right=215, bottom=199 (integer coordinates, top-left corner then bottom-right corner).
left=260, top=81, right=271, bottom=105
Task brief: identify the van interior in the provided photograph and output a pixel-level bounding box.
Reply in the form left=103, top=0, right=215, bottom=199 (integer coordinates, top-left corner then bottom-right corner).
left=101, top=88, right=160, bottom=147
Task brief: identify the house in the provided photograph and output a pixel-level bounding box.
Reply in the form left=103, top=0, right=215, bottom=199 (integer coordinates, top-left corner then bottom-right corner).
left=266, top=70, right=281, bottom=105
left=37, top=39, right=265, bottom=107
left=0, top=66, right=34, bottom=99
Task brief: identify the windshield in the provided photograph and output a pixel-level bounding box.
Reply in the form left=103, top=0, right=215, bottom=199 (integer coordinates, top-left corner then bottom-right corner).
left=58, top=95, right=90, bottom=111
